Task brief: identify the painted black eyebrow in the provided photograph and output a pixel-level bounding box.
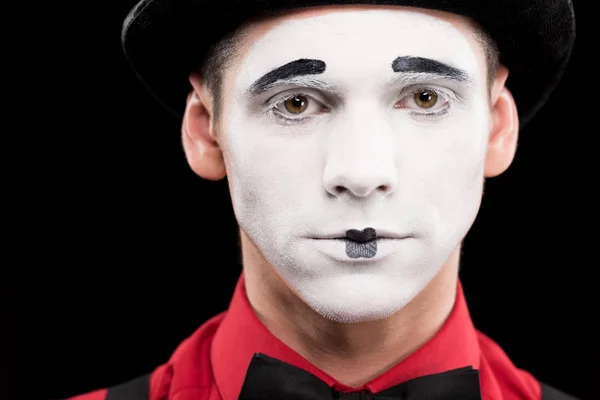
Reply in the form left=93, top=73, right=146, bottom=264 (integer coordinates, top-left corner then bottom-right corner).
left=247, top=59, right=326, bottom=94
left=391, top=56, right=471, bottom=82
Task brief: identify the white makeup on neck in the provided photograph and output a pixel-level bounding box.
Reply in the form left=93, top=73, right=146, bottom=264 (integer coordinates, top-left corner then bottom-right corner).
left=220, top=7, right=491, bottom=323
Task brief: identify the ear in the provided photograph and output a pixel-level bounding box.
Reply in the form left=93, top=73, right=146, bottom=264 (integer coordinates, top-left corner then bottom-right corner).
left=484, top=65, right=519, bottom=178
left=181, top=72, right=227, bottom=181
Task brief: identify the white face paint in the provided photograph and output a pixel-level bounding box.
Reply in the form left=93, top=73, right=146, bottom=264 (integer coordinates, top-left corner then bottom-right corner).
left=220, top=8, right=491, bottom=323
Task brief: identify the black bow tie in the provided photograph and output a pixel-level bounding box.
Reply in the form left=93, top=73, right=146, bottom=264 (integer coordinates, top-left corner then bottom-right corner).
left=238, top=353, right=482, bottom=400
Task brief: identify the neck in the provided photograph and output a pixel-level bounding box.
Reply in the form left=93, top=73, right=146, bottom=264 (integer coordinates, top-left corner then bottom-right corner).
left=242, top=231, right=460, bottom=388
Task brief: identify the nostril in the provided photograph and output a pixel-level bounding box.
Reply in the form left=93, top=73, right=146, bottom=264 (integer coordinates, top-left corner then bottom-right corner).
left=334, top=185, right=346, bottom=195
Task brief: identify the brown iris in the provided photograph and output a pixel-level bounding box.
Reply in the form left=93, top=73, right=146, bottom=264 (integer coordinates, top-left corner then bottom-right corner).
left=414, top=90, right=438, bottom=109
left=284, top=95, right=309, bottom=114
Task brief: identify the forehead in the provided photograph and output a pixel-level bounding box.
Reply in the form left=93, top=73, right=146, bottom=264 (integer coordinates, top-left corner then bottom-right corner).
left=231, top=6, right=483, bottom=90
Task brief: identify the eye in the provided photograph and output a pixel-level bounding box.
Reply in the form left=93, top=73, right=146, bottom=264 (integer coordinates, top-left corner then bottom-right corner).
left=272, top=93, right=328, bottom=120
left=394, top=88, right=450, bottom=113
left=283, top=95, right=309, bottom=114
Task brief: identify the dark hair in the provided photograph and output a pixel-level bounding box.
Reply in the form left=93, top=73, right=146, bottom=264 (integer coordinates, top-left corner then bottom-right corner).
left=198, top=15, right=500, bottom=125
left=466, top=19, right=501, bottom=95
left=197, top=23, right=251, bottom=124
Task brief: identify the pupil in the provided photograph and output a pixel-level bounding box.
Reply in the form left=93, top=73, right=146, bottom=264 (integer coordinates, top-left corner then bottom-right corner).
left=292, top=97, right=304, bottom=108
left=419, top=91, right=432, bottom=102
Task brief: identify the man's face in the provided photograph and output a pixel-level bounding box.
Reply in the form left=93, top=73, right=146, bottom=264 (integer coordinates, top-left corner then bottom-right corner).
left=218, top=7, right=491, bottom=323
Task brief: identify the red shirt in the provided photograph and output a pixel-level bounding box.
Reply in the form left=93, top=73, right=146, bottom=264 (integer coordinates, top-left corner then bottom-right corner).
left=69, top=273, right=541, bottom=400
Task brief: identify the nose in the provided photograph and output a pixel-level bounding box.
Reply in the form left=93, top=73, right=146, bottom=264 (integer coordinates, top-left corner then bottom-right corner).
left=322, top=104, right=397, bottom=199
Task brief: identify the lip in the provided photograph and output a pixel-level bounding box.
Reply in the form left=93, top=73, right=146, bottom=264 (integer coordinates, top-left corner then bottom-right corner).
left=308, top=228, right=411, bottom=240
left=308, top=237, right=404, bottom=263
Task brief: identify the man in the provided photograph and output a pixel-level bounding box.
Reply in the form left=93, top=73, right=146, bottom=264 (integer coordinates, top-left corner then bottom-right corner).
left=70, top=0, right=576, bottom=399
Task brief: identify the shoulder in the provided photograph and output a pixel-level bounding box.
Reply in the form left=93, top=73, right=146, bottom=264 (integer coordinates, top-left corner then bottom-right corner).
left=64, top=312, right=226, bottom=400
left=476, top=330, right=579, bottom=400
left=63, top=365, right=164, bottom=400
left=66, top=388, right=108, bottom=400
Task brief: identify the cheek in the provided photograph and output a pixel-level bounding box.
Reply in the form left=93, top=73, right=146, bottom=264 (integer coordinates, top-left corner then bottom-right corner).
left=409, top=118, right=490, bottom=222
left=221, top=114, right=321, bottom=219
left=390, top=108, right=488, bottom=201
left=433, top=134, right=487, bottom=186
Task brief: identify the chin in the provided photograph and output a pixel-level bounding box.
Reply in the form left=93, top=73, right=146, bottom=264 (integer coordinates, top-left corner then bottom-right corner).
left=295, top=275, right=420, bottom=324
left=308, top=296, right=405, bottom=324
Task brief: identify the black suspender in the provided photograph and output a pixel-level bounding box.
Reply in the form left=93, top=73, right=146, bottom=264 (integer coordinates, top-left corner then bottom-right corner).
left=105, top=373, right=151, bottom=400
left=540, top=381, right=581, bottom=400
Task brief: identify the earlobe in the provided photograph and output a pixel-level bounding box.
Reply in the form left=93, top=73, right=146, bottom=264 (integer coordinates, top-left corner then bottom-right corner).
left=484, top=67, right=519, bottom=178
left=181, top=74, right=227, bottom=181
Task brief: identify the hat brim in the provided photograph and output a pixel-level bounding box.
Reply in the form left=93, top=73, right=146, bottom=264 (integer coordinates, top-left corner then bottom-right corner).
left=121, top=0, right=576, bottom=128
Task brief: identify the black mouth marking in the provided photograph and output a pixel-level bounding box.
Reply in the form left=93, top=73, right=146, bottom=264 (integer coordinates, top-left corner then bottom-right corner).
left=346, top=240, right=377, bottom=258
left=345, top=228, right=377, bottom=258
left=345, top=227, right=377, bottom=242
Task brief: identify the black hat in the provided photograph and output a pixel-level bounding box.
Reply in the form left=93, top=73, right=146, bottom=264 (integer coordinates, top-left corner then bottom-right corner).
left=121, top=0, right=576, bottom=128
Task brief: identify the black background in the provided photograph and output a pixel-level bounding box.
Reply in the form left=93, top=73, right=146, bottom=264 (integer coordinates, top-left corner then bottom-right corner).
left=5, top=1, right=596, bottom=399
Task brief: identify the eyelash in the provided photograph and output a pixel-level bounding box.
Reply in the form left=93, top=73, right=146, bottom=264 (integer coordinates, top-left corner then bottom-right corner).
left=266, top=91, right=328, bottom=125
left=399, top=87, right=457, bottom=118
left=265, top=86, right=458, bottom=124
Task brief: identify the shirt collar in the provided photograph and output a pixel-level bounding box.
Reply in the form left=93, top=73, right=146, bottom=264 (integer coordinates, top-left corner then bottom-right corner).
left=211, top=273, right=481, bottom=400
